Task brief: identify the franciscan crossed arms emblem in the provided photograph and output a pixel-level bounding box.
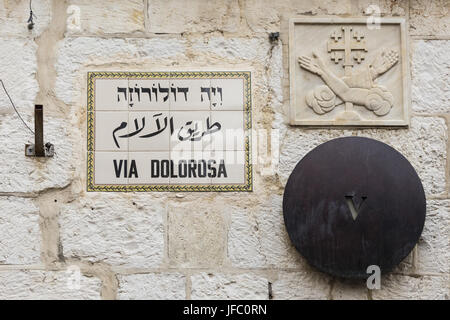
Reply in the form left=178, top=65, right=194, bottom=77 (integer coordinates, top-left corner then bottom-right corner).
left=298, top=26, right=399, bottom=118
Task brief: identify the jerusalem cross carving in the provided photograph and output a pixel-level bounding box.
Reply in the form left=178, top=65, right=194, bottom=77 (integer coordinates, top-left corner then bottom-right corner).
left=289, top=18, right=410, bottom=126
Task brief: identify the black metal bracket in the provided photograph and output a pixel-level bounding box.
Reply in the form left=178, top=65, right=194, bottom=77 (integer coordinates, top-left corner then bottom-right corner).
left=269, top=32, right=280, bottom=42
left=25, top=105, right=54, bottom=157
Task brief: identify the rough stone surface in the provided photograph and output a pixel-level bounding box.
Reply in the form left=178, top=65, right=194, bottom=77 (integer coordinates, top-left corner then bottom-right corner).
left=0, top=0, right=52, bottom=37
left=331, top=279, right=368, bottom=300
left=410, top=0, right=450, bottom=37
left=0, top=197, right=40, bottom=264
left=147, top=0, right=241, bottom=34
left=60, top=194, right=165, bottom=268
left=279, top=117, right=448, bottom=196
left=117, top=273, right=186, bottom=300
left=67, top=0, right=145, bottom=35
left=0, top=38, right=73, bottom=193
left=168, top=200, right=227, bottom=268
left=0, top=38, right=38, bottom=119
left=356, top=0, right=407, bottom=16
left=243, top=0, right=281, bottom=33
left=0, top=114, right=74, bottom=193
left=228, top=194, right=305, bottom=268
left=191, top=36, right=271, bottom=63
left=412, top=40, right=450, bottom=114
left=372, top=274, right=450, bottom=300
left=55, top=37, right=187, bottom=106
left=191, top=273, right=268, bottom=299
left=415, top=200, right=450, bottom=274
left=0, top=270, right=101, bottom=300
left=272, top=271, right=331, bottom=300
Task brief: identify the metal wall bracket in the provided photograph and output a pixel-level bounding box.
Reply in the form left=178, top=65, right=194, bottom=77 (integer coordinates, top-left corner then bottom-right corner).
left=269, top=32, right=280, bottom=42
left=25, top=142, right=54, bottom=157
left=25, top=105, right=54, bottom=157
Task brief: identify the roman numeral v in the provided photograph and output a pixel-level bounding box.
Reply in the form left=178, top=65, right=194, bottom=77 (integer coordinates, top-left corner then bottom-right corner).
left=345, top=195, right=367, bottom=220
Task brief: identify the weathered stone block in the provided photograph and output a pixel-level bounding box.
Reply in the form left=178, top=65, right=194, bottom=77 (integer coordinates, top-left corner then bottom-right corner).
left=55, top=37, right=187, bottom=106
left=410, top=0, right=450, bottom=37
left=0, top=38, right=73, bottom=193
left=412, top=40, right=450, bottom=114
left=228, top=194, right=305, bottom=268
left=0, top=0, right=51, bottom=37
left=168, top=200, right=227, bottom=268
left=290, top=18, right=408, bottom=126
left=147, top=0, right=241, bottom=34
left=0, top=270, right=101, bottom=299
left=0, top=38, right=37, bottom=120
left=117, top=273, right=186, bottom=299
left=279, top=117, right=447, bottom=196
left=0, top=197, right=40, bottom=264
left=245, top=0, right=352, bottom=33
left=67, top=0, right=144, bottom=35
left=355, top=0, right=407, bottom=16
left=0, top=115, right=74, bottom=193
left=60, top=194, right=165, bottom=268
left=271, top=271, right=330, bottom=299
left=331, top=279, right=368, bottom=300
left=415, top=200, right=450, bottom=274
left=191, top=273, right=268, bottom=300
left=372, top=274, right=449, bottom=300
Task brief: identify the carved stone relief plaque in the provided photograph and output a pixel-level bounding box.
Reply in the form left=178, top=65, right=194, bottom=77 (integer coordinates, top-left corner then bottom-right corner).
left=289, top=18, right=409, bottom=126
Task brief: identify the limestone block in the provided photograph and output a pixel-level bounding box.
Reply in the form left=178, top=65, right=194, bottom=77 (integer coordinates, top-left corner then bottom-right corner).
left=279, top=117, right=447, bottom=196
left=355, top=0, right=407, bottom=16
left=392, top=251, right=415, bottom=275
left=55, top=37, right=187, bottom=106
left=168, top=200, right=227, bottom=267
left=302, top=0, right=352, bottom=15
left=415, top=200, right=450, bottom=274
left=243, top=0, right=281, bottom=33
left=0, top=197, right=40, bottom=264
left=412, top=40, right=450, bottom=114
left=117, top=273, right=186, bottom=299
left=244, top=0, right=352, bottom=33
left=331, top=279, right=368, bottom=300
left=268, top=43, right=284, bottom=108
left=0, top=270, right=101, bottom=299
left=0, top=115, right=74, bottom=193
left=0, top=38, right=73, bottom=193
left=372, top=274, right=449, bottom=300
left=67, top=0, right=144, bottom=35
left=271, top=271, right=330, bottom=299
left=59, top=193, right=165, bottom=268
left=0, top=0, right=51, bottom=37
left=147, top=0, right=241, bottom=34
left=410, top=0, right=450, bottom=37
left=191, top=37, right=271, bottom=63
left=228, top=194, right=305, bottom=268
left=290, top=18, right=408, bottom=126
left=191, top=273, right=268, bottom=300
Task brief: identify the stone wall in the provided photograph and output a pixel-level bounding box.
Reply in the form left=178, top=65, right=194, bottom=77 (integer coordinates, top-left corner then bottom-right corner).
left=0, top=0, right=448, bottom=299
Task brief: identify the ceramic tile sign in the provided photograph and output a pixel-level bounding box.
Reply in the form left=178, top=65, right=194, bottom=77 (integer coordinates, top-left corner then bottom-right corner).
left=87, top=71, right=252, bottom=192
left=289, top=17, right=410, bottom=126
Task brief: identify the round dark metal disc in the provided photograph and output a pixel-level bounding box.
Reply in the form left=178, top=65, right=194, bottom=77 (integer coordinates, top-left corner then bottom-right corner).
left=283, top=137, right=426, bottom=278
